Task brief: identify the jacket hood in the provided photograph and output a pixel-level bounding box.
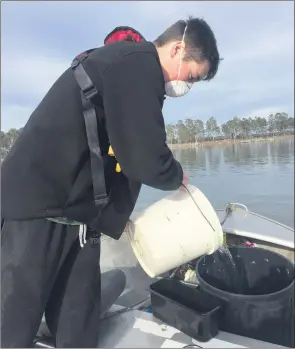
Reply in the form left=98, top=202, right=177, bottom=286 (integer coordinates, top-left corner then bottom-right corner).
left=104, top=26, right=146, bottom=45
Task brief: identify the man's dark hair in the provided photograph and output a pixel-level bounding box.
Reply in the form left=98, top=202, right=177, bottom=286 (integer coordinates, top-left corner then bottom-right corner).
left=154, top=16, right=221, bottom=81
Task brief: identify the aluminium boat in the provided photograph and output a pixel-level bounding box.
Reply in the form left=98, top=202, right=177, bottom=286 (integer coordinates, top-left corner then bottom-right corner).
left=35, top=203, right=294, bottom=348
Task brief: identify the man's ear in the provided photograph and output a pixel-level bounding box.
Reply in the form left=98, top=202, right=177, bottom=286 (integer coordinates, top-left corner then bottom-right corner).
left=169, top=41, right=185, bottom=58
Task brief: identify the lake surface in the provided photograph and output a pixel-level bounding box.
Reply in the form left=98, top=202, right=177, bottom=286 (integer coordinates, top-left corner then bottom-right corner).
left=134, top=139, right=294, bottom=228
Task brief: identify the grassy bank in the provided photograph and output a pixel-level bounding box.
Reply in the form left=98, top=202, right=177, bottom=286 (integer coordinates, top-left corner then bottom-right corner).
left=168, top=134, right=294, bottom=149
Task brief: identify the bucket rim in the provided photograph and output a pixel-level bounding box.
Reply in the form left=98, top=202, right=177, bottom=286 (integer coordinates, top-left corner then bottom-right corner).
left=196, top=246, right=295, bottom=300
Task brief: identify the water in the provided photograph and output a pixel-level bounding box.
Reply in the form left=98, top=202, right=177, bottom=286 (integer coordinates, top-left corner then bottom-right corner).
left=217, top=244, right=241, bottom=293
left=134, top=139, right=294, bottom=228
left=218, top=244, right=236, bottom=268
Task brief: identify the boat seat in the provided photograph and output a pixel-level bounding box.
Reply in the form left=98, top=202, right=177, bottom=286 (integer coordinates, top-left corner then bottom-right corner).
left=34, top=269, right=126, bottom=348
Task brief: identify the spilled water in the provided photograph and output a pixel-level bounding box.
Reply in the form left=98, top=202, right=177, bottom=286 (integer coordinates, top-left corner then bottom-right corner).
left=218, top=244, right=236, bottom=269
left=215, top=244, right=243, bottom=293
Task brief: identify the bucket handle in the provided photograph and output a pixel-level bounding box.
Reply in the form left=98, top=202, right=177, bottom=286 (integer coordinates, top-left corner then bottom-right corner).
left=181, top=185, right=216, bottom=233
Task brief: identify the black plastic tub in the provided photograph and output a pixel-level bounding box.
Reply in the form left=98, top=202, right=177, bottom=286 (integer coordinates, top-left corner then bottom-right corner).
left=196, top=246, right=295, bottom=347
left=150, top=278, right=222, bottom=342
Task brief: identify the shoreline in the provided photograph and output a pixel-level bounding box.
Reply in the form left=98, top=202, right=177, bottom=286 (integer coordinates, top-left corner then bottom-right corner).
left=168, top=134, right=294, bottom=149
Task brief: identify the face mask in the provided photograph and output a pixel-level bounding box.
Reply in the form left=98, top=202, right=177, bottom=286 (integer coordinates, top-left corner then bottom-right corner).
left=165, top=81, right=192, bottom=98
left=165, top=24, right=193, bottom=98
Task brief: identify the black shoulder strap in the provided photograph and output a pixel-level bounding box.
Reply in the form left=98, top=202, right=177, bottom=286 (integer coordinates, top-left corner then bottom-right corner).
left=71, top=52, right=108, bottom=207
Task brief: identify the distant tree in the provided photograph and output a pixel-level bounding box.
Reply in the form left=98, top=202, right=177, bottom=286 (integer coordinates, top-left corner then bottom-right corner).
left=0, top=128, right=21, bottom=161
left=206, top=117, right=220, bottom=140
left=274, top=112, right=289, bottom=132
left=176, top=120, right=189, bottom=143
left=286, top=116, right=294, bottom=131
left=225, top=117, right=241, bottom=139
left=240, top=117, right=252, bottom=138
left=166, top=124, right=176, bottom=144
left=221, top=122, right=231, bottom=138
left=255, top=117, right=267, bottom=134
left=194, top=119, right=205, bottom=141
left=184, top=118, right=196, bottom=143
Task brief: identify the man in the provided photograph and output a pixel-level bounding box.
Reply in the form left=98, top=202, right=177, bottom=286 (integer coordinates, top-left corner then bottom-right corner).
left=1, top=17, right=220, bottom=348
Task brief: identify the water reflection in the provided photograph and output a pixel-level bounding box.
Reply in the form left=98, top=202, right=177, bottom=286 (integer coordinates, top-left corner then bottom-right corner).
left=223, top=143, right=267, bottom=167
left=270, top=140, right=294, bottom=167
left=176, top=140, right=295, bottom=171
left=175, top=147, right=223, bottom=173
left=206, top=147, right=222, bottom=172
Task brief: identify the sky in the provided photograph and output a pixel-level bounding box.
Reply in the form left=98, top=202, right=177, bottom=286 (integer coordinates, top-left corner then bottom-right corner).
left=1, top=1, right=294, bottom=131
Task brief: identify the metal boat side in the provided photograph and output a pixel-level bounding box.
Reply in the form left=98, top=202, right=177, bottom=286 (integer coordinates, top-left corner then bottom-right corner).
left=216, top=208, right=294, bottom=249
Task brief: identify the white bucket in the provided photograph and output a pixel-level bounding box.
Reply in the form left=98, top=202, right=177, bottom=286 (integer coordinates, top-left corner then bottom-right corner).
left=127, top=185, right=223, bottom=278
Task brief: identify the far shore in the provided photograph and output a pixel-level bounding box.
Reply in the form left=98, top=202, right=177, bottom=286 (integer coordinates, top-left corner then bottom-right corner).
left=168, top=134, right=294, bottom=150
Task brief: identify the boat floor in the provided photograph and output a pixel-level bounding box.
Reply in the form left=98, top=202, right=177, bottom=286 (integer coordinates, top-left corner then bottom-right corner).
left=96, top=306, right=291, bottom=348
left=35, top=304, right=291, bottom=348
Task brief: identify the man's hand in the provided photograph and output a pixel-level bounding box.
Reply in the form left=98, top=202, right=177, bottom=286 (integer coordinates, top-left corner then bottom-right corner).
left=182, top=172, right=189, bottom=187
left=123, top=220, right=132, bottom=232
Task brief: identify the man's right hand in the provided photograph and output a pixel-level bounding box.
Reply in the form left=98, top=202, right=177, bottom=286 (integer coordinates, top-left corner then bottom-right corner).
left=182, top=172, right=189, bottom=187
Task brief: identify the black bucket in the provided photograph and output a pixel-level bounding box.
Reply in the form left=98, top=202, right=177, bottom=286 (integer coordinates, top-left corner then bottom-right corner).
left=196, top=246, right=294, bottom=347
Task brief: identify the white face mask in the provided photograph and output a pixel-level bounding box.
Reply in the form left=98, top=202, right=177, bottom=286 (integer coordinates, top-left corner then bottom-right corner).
left=165, top=25, right=193, bottom=98
left=165, top=81, right=192, bottom=98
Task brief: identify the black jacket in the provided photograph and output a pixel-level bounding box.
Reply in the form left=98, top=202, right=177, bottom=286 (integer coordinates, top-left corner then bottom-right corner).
left=1, top=40, right=183, bottom=239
